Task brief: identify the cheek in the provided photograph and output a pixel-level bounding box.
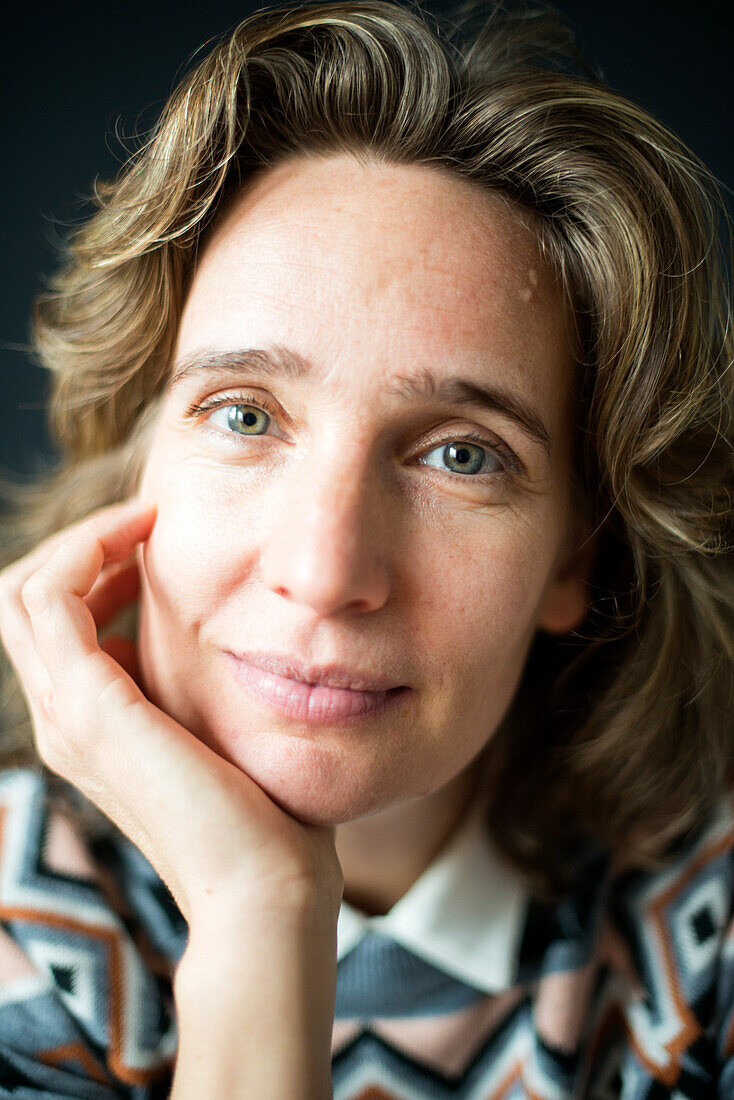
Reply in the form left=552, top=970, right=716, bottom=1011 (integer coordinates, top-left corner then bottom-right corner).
left=137, top=430, right=558, bottom=677
left=137, top=459, right=257, bottom=631
left=411, top=512, right=554, bottom=716
left=417, top=519, right=537, bottom=636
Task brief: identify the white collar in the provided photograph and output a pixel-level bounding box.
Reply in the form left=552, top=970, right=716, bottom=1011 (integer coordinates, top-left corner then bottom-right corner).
left=336, top=793, right=530, bottom=994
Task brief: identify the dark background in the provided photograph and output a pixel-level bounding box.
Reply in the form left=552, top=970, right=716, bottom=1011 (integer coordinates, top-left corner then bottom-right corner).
left=2, top=0, right=732, bottom=480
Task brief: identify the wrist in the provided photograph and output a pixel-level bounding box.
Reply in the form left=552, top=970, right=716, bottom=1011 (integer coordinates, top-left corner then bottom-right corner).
left=186, top=876, right=341, bottom=945
left=175, top=890, right=339, bottom=997
left=172, top=900, right=337, bottom=1100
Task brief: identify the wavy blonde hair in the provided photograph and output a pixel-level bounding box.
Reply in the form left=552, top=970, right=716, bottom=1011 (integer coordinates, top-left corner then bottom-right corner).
left=1, top=0, right=732, bottom=901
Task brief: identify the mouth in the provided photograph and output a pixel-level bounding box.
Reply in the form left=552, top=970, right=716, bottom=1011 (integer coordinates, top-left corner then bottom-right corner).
left=224, top=652, right=411, bottom=723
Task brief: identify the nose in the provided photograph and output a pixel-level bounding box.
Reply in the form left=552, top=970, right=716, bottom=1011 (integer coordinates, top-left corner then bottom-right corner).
left=259, top=445, right=393, bottom=616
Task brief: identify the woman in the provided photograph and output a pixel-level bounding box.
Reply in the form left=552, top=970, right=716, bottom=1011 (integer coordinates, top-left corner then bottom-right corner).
left=0, top=0, right=732, bottom=1096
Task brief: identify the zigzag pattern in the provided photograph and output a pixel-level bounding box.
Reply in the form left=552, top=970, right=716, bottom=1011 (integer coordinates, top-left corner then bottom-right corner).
left=0, top=769, right=176, bottom=1093
left=329, top=798, right=734, bottom=1098
left=332, top=1000, right=581, bottom=1099
left=599, top=794, right=734, bottom=1092
left=0, top=768, right=732, bottom=1098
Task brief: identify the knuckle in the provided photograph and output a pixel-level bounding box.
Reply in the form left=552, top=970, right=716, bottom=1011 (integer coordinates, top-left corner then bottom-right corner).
left=20, top=573, right=52, bottom=615
left=33, top=721, right=70, bottom=774
left=33, top=699, right=90, bottom=775
left=0, top=570, right=25, bottom=620
left=95, top=670, right=143, bottom=716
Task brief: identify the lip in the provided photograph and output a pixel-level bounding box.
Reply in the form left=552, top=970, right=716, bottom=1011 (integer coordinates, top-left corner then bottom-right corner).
left=227, top=650, right=404, bottom=692
left=224, top=651, right=411, bottom=723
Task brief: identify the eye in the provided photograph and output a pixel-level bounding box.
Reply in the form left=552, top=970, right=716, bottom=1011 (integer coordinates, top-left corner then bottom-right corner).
left=418, top=436, right=516, bottom=477
left=185, top=394, right=524, bottom=478
left=209, top=403, right=271, bottom=436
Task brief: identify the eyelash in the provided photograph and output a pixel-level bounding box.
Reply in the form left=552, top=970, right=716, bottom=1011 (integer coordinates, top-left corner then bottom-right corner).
left=183, top=391, right=524, bottom=479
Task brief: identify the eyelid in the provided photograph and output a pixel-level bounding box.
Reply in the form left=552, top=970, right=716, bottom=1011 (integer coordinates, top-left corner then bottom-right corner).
left=183, top=390, right=525, bottom=479
left=184, top=388, right=289, bottom=437
left=420, top=433, right=523, bottom=476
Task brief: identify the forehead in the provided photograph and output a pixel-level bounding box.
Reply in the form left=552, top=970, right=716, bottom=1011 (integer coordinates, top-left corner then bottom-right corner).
left=175, top=155, right=572, bottom=415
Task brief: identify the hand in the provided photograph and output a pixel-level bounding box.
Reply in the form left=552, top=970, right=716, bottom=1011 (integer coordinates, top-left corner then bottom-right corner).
left=0, top=499, right=344, bottom=930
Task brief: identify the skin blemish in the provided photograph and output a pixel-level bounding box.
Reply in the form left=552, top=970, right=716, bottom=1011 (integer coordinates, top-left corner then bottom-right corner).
left=519, top=267, right=540, bottom=304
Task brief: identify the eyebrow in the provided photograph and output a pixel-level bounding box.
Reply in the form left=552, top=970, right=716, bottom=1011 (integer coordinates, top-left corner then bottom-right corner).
left=170, top=346, right=552, bottom=457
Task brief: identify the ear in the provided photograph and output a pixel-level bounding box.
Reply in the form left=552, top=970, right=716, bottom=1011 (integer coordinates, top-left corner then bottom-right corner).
left=537, top=514, right=597, bottom=636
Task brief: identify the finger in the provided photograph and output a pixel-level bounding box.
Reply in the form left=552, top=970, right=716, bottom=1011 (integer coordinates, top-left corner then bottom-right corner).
left=0, top=589, right=55, bottom=718
left=0, top=498, right=153, bottom=595
left=20, top=503, right=157, bottom=711
left=0, top=500, right=149, bottom=706
left=85, top=558, right=141, bottom=627
left=21, top=502, right=156, bottom=614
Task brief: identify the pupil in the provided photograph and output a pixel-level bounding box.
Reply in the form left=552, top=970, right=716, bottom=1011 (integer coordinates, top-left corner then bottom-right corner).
left=446, top=443, right=483, bottom=475
left=229, top=406, right=261, bottom=431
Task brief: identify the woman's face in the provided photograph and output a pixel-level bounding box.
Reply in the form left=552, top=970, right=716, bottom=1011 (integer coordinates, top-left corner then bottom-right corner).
left=136, top=153, right=589, bottom=826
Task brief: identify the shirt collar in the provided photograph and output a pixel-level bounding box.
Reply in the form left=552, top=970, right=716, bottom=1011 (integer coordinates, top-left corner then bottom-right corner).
left=336, top=792, right=530, bottom=994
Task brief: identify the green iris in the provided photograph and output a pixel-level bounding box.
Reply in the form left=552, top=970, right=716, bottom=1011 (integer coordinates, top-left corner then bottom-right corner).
left=227, top=405, right=269, bottom=435
left=443, top=442, right=484, bottom=475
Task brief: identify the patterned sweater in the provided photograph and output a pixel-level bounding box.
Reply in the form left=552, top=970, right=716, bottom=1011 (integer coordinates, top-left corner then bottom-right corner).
left=0, top=766, right=733, bottom=1098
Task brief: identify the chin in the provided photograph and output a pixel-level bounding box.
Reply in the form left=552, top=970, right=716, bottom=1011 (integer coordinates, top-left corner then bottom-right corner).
left=206, top=723, right=399, bottom=827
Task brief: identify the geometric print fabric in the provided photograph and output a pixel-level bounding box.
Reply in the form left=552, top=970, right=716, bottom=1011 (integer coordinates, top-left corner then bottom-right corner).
left=0, top=767, right=734, bottom=1097
left=0, top=769, right=177, bottom=1096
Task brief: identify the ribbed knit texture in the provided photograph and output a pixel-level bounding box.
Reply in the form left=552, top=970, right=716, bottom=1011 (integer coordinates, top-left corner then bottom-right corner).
left=0, top=767, right=733, bottom=1098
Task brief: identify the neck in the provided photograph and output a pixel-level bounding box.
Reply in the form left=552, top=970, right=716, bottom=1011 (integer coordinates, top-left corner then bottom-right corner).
left=334, top=758, right=485, bottom=917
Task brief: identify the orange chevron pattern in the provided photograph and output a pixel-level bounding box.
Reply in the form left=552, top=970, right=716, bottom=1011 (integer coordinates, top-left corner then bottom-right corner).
left=37, top=1040, right=112, bottom=1085
left=0, top=767, right=733, bottom=1099
left=0, top=772, right=176, bottom=1092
